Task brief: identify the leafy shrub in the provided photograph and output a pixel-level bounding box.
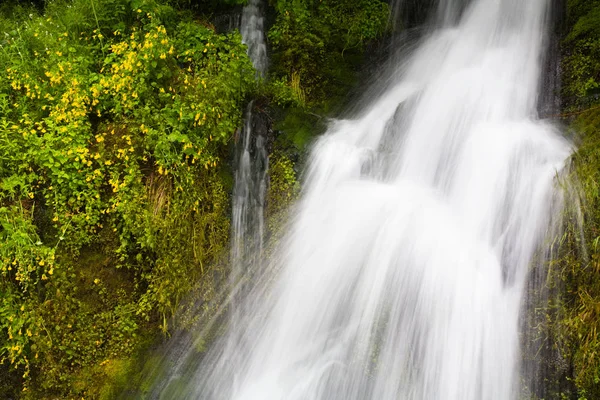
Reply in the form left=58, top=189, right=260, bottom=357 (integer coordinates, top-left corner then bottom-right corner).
left=563, top=0, right=600, bottom=105
left=267, top=0, right=389, bottom=106
left=0, top=0, right=254, bottom=397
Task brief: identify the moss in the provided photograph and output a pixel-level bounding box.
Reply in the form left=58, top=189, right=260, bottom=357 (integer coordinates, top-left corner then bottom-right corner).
left=555, top=1, right=600, bottom=395
left=267, top=152, right=299, bottom=220
left=557, top=109, right=600, bottom=398
left=563, top=1, right=600, bottom=106
left=273, top=107, right=322, bottom=152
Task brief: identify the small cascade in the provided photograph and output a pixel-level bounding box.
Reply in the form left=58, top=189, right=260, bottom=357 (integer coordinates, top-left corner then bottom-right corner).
left=232, top=0, right=269, bottom=271
left=241, top=0, right=268, bottom=77
left=230, top=0, right=269, bottom=313
left=231, top=102, right=269, bottom=288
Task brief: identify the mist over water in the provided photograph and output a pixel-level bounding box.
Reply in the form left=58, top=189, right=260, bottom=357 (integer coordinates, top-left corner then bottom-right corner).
left=156, top=0, right=572, bottom=398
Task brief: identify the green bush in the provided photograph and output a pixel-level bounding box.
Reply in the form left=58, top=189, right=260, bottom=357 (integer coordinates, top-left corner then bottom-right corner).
left=554, top=1, right=600, bottom=397
left=563, top=0, right=600, bottom=105
left=0, top=0, right=254, bottom=397
left=558, top=108, right=600, bottom=398
left=267, top=0, right=389, bottom=106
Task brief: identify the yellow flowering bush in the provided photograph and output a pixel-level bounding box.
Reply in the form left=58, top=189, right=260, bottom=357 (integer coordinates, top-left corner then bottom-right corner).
left=0, top=0, right=254, bottom=397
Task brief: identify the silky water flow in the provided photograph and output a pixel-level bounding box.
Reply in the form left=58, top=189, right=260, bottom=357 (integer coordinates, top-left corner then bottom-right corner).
left=231, top=0, right=269, bottom=301
left=155, top=0, right=573, bottom=398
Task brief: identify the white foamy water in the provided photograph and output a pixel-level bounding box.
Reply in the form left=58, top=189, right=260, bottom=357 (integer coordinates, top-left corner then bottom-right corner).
left=158, top=0, right=572, bottom=398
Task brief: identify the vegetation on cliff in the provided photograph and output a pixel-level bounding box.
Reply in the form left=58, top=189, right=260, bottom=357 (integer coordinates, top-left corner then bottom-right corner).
left=0, top=0, right=388, bottom=397
left=546, top=0, right=600, bottom=398
left=0, top=0, right=255, bottom=397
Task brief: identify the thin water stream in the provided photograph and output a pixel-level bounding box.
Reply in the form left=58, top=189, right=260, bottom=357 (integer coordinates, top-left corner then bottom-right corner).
left=231, top=0, right=269, bottom=296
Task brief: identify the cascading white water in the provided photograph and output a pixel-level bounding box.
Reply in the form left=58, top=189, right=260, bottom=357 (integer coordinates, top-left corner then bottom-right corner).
left=158, top=0, right=572, bottom=398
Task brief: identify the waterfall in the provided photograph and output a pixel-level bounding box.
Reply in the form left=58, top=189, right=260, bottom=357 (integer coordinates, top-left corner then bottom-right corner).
left=241, top=0, right=268, bottom=77
left=157, top=0, right=572, bottom=398
left=230, top=101, right=269, bottom=322
left=230, top=0, right=269, bottom=329
left=232, top=0, right=269, bottom=271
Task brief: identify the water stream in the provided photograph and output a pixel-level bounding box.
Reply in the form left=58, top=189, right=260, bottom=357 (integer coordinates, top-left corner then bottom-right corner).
left=157, top=0, right=572, bottom=398
left=231, top=0, right=269, bottom=286
left=229, top=0, right=269, bottom=345
left=241, top=0, right=268, bottom=77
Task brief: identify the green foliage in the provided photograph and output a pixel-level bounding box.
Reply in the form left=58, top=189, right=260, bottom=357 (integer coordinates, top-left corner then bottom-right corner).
left=267, top=151, right=299, bottom=220
left=267, top=0, right=389, bottom=106
left=0, top=0, right=255, bottom=397
left=559, top=108, right=600, bottom=398
left=260, top=0, right=390, bottom=165
left=557, top=2, right=600, bottom=396
left=563, top=0, right=600, bottom=105
left=166, top=0, right=247, bottom=13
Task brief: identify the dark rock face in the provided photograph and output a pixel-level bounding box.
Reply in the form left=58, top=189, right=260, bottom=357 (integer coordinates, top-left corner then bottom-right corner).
left=240, top=102, right=273, bottom=164
left=212, top=6, right=243, bottom=34
left=539, top=0, right=567, bottom=119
